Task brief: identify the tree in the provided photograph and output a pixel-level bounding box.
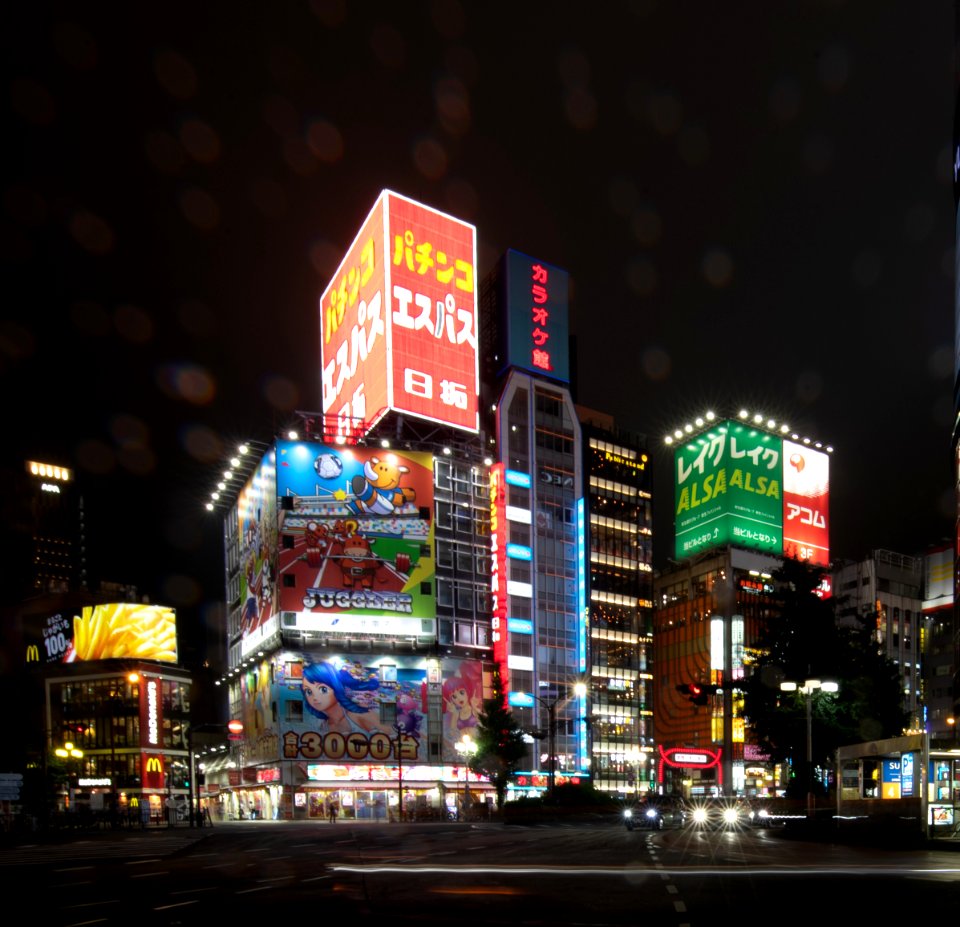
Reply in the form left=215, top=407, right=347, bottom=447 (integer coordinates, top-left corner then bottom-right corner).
left=469, top=667, right=528, bottom=814
left=742, top=558, right=908, bottom=796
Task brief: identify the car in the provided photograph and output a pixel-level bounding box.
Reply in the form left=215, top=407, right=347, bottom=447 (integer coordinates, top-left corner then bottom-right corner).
left=687, top=797, right=750, bottom=830
left=624, top=797, right=686, bottom=831
left=745, top=798, right=792, bottom=827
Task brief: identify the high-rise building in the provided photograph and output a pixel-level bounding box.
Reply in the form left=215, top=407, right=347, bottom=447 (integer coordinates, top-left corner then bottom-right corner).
left=833, top=549, right=924, bottom=727
left=481, top=249, right=591, bottom=795
left=653, top=411, right=833, bottom=797
left=578, top=408, right=654, bottom=795
left=0, top=459, right=86, bottom=598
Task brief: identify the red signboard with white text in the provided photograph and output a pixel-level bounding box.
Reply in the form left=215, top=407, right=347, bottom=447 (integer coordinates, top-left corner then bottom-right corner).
left=320, top=190, right=479, bottom=437
left=781, top=440, right=830, bottom=567
left=489, top=464, right=509, bottom=690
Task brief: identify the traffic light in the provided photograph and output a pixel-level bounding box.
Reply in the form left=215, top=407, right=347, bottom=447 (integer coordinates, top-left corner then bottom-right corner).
left=676, top=683, right=710, bottom=706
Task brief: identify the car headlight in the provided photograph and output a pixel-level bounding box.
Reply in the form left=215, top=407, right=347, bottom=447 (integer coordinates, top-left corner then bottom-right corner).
left=757, top=808, right=769, bottom=820
left=645, top=808, right=658, bottom=820
left=692, top=807, right=708, bottom=824
left=722, top=807, right=739, bottom=824
left=624, top=809, right=633, bottom=820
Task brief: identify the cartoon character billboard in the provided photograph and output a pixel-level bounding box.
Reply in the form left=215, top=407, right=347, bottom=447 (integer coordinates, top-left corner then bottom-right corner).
left=274, top=441, right=434, bottom=626
left=271, top=655, right=428, bottom=764
left=237, top=450, right=279, bottom=643
left=319, top=189, right=479, bottom=437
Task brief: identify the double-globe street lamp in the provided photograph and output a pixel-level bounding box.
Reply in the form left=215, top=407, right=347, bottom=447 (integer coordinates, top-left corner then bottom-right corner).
left=779, top=678, right=839, bottom=818
left=530, top=682, right=587, bottom=803
left=455, top=733, right=478, bottom=819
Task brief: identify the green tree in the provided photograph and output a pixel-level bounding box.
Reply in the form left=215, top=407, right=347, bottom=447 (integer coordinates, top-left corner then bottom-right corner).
left=742, top=558, right=907, bottom=797
left=469, top=667, right=528, bottom=814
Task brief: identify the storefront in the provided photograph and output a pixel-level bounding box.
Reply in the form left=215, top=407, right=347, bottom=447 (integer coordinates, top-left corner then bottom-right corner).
left=203, top=758, right=491, bottom=822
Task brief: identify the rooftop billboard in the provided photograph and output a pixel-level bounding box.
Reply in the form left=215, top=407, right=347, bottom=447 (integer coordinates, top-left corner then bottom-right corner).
left=674, top=419, right=830, bottom=566
left=501, top=249, right=570, bottom=383
left=24, top=603, right=178, bottom=665
left=320, top=190, right=479, bottom=436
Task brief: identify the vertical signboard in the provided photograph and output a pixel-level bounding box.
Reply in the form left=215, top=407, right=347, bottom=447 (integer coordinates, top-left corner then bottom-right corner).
left=782, top=440, right=830, bottom=566
left=489, top=463, right=509, bottom=690
left=320, top=190, right=479, bottom=437
left=503, top=250, right=570, bottom=383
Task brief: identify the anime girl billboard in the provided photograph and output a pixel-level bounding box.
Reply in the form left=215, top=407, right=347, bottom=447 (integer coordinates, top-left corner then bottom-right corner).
left=441, top=659, right=485, bottom=761
left=274, top=656, right=428, bottom=764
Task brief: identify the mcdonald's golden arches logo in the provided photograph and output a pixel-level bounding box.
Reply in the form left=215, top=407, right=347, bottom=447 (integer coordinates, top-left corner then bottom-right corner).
left=146, top=757, right=163, bottom=773
left=25, top=644, right=39, bottom=663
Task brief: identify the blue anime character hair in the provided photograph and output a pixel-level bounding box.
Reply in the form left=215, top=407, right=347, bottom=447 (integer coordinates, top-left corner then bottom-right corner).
left=302, top=661, right=380, bottom=719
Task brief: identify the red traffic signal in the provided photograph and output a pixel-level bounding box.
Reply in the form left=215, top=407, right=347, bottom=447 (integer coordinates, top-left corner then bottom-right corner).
left=675, top=683, right=710, bottom=706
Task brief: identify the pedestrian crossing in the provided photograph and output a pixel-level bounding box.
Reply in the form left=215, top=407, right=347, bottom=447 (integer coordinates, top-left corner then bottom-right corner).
left=0, top=831, right=207, bottom=866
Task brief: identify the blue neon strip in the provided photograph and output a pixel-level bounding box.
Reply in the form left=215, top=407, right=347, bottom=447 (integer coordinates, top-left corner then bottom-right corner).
left=576, top=496, right=588, bottom=769
left=505, top=469, right=531, bottom=488
left=507, top=618, right=533, bottom=634
left=508, top=692, right=535, bottom=708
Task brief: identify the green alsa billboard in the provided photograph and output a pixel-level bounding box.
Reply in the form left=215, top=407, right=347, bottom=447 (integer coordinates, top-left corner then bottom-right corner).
left=674, top=420, right=782, bottom=559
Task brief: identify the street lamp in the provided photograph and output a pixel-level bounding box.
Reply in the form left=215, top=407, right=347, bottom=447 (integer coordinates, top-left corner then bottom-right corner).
left=780, top=678, right=839, bottom=818
left=455, top=733, right=478, bottom=820
left=55, top=741, right=84, bottom=811
left=531, top=682, right=587, bottom=803
left=627, top=747, right=648, bottom=796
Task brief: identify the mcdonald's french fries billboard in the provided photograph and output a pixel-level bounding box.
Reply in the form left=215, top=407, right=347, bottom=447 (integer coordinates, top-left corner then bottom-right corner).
left=24, top=603, right=178, bottom=665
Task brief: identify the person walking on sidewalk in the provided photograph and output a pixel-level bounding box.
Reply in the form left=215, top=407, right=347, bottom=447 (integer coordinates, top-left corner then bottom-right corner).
left=327, top=800, right=338, bottom=823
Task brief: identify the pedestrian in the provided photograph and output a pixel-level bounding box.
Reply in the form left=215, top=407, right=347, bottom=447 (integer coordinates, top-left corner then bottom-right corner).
left=328, top=799, right=338, bottom=823
left=203, top=804, right=213, bottom=827
left=139, top=800, right=150, bottom=829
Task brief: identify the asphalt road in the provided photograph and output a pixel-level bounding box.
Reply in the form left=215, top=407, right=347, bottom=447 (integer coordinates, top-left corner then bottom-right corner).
left=4, top=819, right=959, bottom=925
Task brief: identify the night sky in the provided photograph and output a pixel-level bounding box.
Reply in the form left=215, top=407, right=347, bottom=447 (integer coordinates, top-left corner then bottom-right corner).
left=2, top=2, right=956, bottom=626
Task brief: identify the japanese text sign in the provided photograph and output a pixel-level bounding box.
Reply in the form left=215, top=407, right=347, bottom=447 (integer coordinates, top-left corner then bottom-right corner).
left=320, top=190, right=479, bottom=436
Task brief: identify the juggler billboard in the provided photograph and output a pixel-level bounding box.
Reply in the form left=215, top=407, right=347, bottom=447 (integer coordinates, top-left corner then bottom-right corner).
left=674, top=420, right=829, bottom=565
left=320, top=190, right=479, bottom=435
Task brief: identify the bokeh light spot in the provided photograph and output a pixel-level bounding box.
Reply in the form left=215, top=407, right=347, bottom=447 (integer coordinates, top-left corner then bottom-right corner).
left=157, top=362, right=217, bottom=405
left=114, top=304, right=154, bottom=344
left=180, top=423, right=223, bottom=463
left=625, top=257, right=658, bottom=297
left=154, top=48, right=198, bottom=99
left=306, top=119, right=344, bottom=163
left=69, top=210, right=115, bottom=254
left=641, top=346, right=671, bottom=381
left=179, top=118, right=221, bottom=163
left=10, top=77, right=57, bottom=125
left=178, top=187, right=220, bottom=230
left=144, top=129, right=187, bottom=174
left=261, top=374, right=300, bottom=412
left=702, top=248, right=733, bottom=287
left=74, top=439, right=116, bottom=475
left=413, top=137, right=448, bottom=180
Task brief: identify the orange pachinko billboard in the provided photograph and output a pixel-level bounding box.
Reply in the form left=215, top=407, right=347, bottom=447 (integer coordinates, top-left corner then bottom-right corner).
left=320, top=190, right=479, bottom=436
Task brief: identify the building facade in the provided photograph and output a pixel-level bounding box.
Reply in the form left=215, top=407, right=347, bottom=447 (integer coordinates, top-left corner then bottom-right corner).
left=579, top=407, right=655, bottom=795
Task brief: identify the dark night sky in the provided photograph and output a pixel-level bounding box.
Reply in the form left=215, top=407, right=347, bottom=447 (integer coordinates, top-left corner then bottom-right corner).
left=2, top=2, right=956, bottom=627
